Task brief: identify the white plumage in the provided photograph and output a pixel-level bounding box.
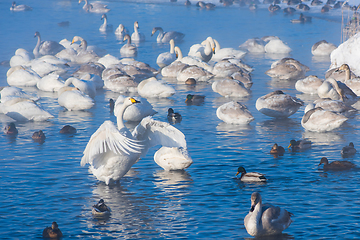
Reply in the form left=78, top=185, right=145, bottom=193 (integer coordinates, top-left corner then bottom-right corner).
left=154, top=147, right=193, bottom=171
left=137, top=77, right=176, bottom=98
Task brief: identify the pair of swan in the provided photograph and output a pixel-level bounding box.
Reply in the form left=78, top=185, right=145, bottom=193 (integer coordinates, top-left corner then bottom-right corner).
left=256, top=90, right=304, bottom=118
left=131, top=21, right=145, bottom=43
left=120, top=35, right=137, bottom=57
left=79, top=0, right=110, bottom=13
left=216, top=101, right=254, bottom=125
left=188, top=36, right=214, bottom=63
left=99, top=14, right=113, bottom=33
left=81, top=97, right=189, bottom=184
left=151, top=27, right=185, bottom=43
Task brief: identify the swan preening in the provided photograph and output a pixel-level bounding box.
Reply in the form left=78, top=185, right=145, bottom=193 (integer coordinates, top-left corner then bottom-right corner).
left=81, top=97, right=190, bottom=184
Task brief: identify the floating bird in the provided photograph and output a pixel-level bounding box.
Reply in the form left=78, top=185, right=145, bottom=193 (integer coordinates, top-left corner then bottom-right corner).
left=137, top=77, right=175, bottom=98
left=151, top=27, right=185, bottom=43
left=311, top=40, right=337, bottom=56
left=341, top=142, right=356, bottom=157
left=185, top=94, right=205, bottom=105
left=270, top=143, right=285, bottom=156
left=167, top=108, right=182, bottom=124
left=115, top=24, right=129, bottom=40
left=317, top=78, right=358, bottom=105
left=288, top=139, right=311, bottom=151
left=42, top=222, right=63, bottom=239
left=236, top=167, right=267, bottom=182
left=60, top=125, right=77, bottom=134
left=156, top=39, right=176, bottom=68
left=244, top=192, right=293, bottom=236
left=318, top=157, right=355, bottom=170
left=33, top=32, right=65, bottom=58
left=10, top=1, right=32, bottom=11
left=4, top=123, right=18, bottom=135
left=216, top=101, right=254, bottom=125
left=99, top=14, right=113, bottom=33
left=92, top=199, right=111, bottom=218
left=32, top=130, right=45, bottom=142
left=120, top=34, right=137, bottom=57
left=131, top=21, right=145, bottom=43
left=154, top=146, right=193, bottom=170
left=79, top=0, right=110, bottom=13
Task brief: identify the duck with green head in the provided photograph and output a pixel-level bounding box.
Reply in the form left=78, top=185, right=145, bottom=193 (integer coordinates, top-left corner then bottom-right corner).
left=236, top=166, right=267, bottom=182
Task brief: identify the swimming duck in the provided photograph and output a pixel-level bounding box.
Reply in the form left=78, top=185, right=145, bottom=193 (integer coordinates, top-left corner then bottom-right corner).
left=60, top=125, right=77, bottom=134
left=151, top=27, right=185, bottom=43
left=236, top=167, right=267, bottom=182
left=167, top=108, right=182, bottom=124
left=318, top=157, right=355, bottom=170
left=92, top=199, right=111, bottom=218
left=4, top=123, right=18, bottom=135
left=42, top=222, right=63, bottom=239
left=154, top=146, right=193, bottom=170
left=288, top=139, right=311, bottom=151
left=244, top=192, right=293, bottom=236
left=268, top=4, right=281, bottom=13
left=32, top=130, right=45, bottom=142
left=185, top=94, right=205, bottom=105
left=216, top=101, right=254, bottom=125
left=270, top=143, right=285, bottom=156
left=255, top=90, right=304, bottom=118
left=10, top=1, right=32, bottom=11
left=341, top=142, right=356, bottom=157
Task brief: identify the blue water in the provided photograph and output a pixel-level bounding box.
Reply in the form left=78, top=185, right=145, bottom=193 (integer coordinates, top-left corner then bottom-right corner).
left=1, top=0, right=360, bottom=239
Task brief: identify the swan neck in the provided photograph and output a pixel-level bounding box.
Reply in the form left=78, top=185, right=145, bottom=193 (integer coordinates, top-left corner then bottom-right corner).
left=34, top=35, right=41, bottom=57
left=170, top=40, right=175, bottom=54
left=134, top=23, right=139, bottom=33
left=116, top=103, right=128, bottom=130
left=175, top=47, right=183, bottom=60
left=345, top=68, right=350, bottom=81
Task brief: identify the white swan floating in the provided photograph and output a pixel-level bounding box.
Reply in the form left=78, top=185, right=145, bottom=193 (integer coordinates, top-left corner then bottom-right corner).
left=216, top=101, right=254, bottom=125
left=58, top=86, right=95, bottom=111
left=137, top=77, right=176, bottom=98
left=33, top=32, right=65, bottom=58
left=99, top=14, right=113, bottom=33
left=120, top=34, right=137, bottom=57
left=156, top=39, right=176, bottom=68
left=154, top=146, right=193, bottom=171
left=151, top=27, right=185, bottom=43
left=131, top=21, right=145, bottom=43
left=79, top=0, right=110, bottom=13
left=81, top=97, right=188, bottom=184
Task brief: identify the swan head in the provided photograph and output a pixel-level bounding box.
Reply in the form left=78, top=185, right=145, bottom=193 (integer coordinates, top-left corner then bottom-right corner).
left=123, top=34, right=131, bottom=43
left=34, top=31, right=40, bottom=38
left=236, top=166, right=246, bottom=176
left=123, top=97, right=140, bottom=107
left=134, top=21, right=139, bottom=28
left=151, top=27, right=162, bottom=36
left=71, top=36, right=83, bottom=44
left=249, top=192, right=262, bottom=212
left=101, top=14, right=107, bottom=20
left=336, top=63, right=350, bottom=72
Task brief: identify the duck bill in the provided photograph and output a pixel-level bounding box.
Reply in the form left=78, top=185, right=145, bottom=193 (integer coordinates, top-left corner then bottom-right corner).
left=235, top=171, right=240, bottom=176
left=287, top=143, right=292, bottom=149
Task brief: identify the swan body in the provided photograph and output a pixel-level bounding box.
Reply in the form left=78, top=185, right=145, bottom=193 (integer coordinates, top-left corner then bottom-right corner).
left=188, top=36, right=214, bottom=62
left=317, top=78, right=358, bottom=105
left=211, top=59, right=243, bottom=78
left=160, top=60, right=188, bottom=78
left=10, top=1, right=32, bottom=11
left=27, top=59, right=68, bottom=78
left=256, top=90, right=304, bottom=118
left=295, top=75, right=324, bottom=94
left=177, top=65, right=214, bottom=82
left=79, top=0, right=110, bottom=13
left=156, top=39, right=176, bottom=68
left=264, top=39, right=292, bottom=54
left=137, top=77, right=176, bottom=98
left=301, top=107, right=348, bottom=132
left=239, top=38, right=266, bottom=53
left=266, top=58, right=309, bottom=80
left=0, top=86, right=39, bottom=103
left=7, top=66, right=41, bottom=87
left=37, top=72, right=65, bottom=92
left=305, top=99, right=357, bottom=117
left=341, top=142, right=356, bottom=157
left=312, top=40, right=337, bottom=56
left=81, top=97, right=187, bottom=184
left=211, top=39, right=246, bottom=61
left=336, top=64, right=360, bottom=95
left=65, top=77, right=96, bottom=98
left=151, top=27, right=185, bottom=43
left=113, top=96, right=157, bottom=122
left=154, top=146, right=192, bottom=171
left=70, top=37, right=100, bottom=64
left=212, top=78, right=251, bottom=97
left=175, top=46, right=212, bottom=72
left=115, top=24, right=128, bottom=39
left=318, top=157, right=355, bottom=170
left=99, top=14, right=113, bottom=32
left=92, top=199, right=111, bottom=218
left=244, top=192, right=292, bottom=236
left=236, top=167, right=266, bottom=182
left=97, top=54, right=121, bottom=68
left=120, top=34, right=137, bottom=57
left=9, top=48, right=33, bottom=67
left=33, top=32, right=65, bottom=58
left=58, top=86, right=95, bottom=111
left=216, top=101, right=254, bottom=124
left=131, top=21, right=145, bottom=43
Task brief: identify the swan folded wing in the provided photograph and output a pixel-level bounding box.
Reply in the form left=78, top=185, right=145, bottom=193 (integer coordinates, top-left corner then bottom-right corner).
left=81, top=121, right=144, bottom=167
left=132, top=116, right=187, bottom=156
left=262, top=206, right=292, bottom=233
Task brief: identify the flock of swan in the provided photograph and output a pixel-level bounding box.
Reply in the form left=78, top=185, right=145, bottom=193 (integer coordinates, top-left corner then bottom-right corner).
left=6, top=0, right=360, bottom=237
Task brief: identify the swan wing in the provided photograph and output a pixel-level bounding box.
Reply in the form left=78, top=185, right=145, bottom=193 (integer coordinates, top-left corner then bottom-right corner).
left=81, top=120, right=143, bottom=167
left=132, top=116, right=187, bottom=156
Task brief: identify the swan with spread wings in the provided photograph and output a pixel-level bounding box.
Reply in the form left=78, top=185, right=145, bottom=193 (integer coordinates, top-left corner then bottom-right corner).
left=81, top=97, right=188, bottom=185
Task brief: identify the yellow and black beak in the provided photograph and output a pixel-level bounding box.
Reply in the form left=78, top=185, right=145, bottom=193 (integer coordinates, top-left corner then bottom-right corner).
left=130, top=97, right=140, bottom=104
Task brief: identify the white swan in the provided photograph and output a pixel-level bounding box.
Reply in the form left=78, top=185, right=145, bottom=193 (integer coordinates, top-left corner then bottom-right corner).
left=156, top=39, right=176, bottom=68
left=160, top=60, right=188, bottom=78
left=188, top=36, right=214, bottom=63
left=65, top=77, right=96, bottom=98
left=177, top=65, right=214, bottom=82
left=311, top=40, right=337, bottom=56
left=295, top=75, right=324, bottom=94
left=120, top=34, right=137, bottom=57
left=317, top=78, right=358, bottom=105
left=216, top=101, right=254, bottom=124
left=211, top=39, right=246, bottom=61
left=9, top=48, right=33, bottom=67
left=151, top=27, right=185, bottom=43
left=37, top=72, right=65, bottom=92
left=154, top=147, right=192, bottom=171
left=0, top=86, right=39, bottom=103
left=58, top=86, right=95, bottom=111
left=99, top=14, right=113, bottom=33
left=137, top=77, right=176, bottom=98
left=27, top=58, right=68, bottom=78
left=113, top=95, right=157, bottom=122
left=212, top=78, right=251, bottom=97
left=7, top=65, right=41, bottom=87
left=239, top=38, right=266, bottom=53
left=10, top=1, right=32, bottom=11
left=305, top=99, right=357, bottom=117
left=79, top=0, right=110, bottom=13
left=264, top=39, right=292, bottom=54
left=115, top=24, right=128, bottom=40
left=256, top=90, right=304, bottom=118
left=81, top=97, right=188, bottom=184
left=301, top=106, right=348, bottom=132
left=71, top=36, right=100, bottom=64
left=266, top=58, right=309, bottom=80
left=175, top=46, right=213, bottom=72
left=97, top=54, right=121, bottom=68
left=131, top=21, right=145, bottom=43
left=244, top=192, right=293, bottom=236
left=33, top=32, right=65, bottom=58
left=336, top=64, right=360, bottom=95
left=211, top=59, right=243, bottom=78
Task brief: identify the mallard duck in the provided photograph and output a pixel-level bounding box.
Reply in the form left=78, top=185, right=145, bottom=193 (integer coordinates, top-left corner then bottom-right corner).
left=236, top=167, right=267, bottom=182
left=318, top=157, right=355, bottom=170
left=32, top=130, right=45, bottom=142
left=92, top=199, right=111, bottom=218
left=244, top=192, right=293, bottom=236
left=4, top=123, right=18, bottom=135
left=288, top=139, right=311, bottom=151
left=185, top=94, right=205, bottom=105
left=60, top=125, right=77, bottom=134
left=270, top=143, right=285, bottom=156
left=42, top=222, right=63, bottom=239
left=167, top=108, right=182, bottom=124
left=341, top=142, right=356, bottom=157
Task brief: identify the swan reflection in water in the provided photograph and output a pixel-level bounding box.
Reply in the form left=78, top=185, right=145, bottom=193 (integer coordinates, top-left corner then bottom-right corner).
left=302, top=131, right=344, bottom=145
left=153, top=169, right=193, bottom=191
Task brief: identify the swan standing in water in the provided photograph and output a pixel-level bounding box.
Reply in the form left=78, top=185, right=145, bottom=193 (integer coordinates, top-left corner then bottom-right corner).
left=33, top=32, right=65, bottom=58
left=99, top=14, right=113, bottom=33
left=131, top=21, right=145, bottom=43
left=120, top=34, right=137, bottom=57
left=151, top=27, right=185, bottom=43
left=10, top=1, right=32, bottom=11
left=156, top=39, right=176, bottom=68
left=79, top=0, right=110, bottom=13
left=81, top=97, right=188, bottom=184
left=244, top=192, right=293, bottom=236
